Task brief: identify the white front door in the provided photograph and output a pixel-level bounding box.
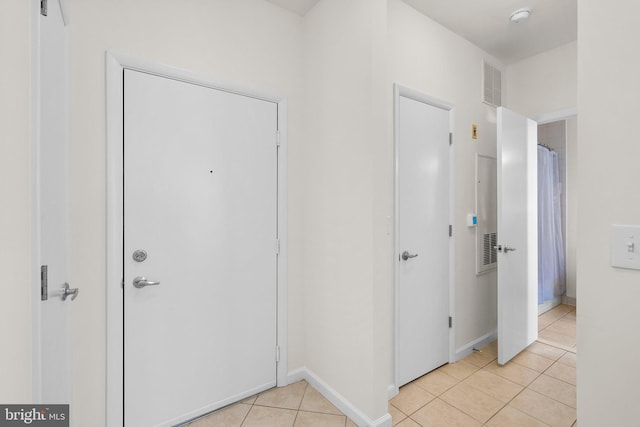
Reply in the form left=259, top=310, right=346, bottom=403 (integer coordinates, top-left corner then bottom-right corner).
left=123, top=70, right=278, bottom=426
left=36, top=0, right=74, bottom=408
left=496, top=107, right=538, bottom=365
left=397, top=91, right=451, bottom=387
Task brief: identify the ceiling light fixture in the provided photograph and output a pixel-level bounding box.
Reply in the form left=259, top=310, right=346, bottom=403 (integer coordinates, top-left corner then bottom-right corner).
left=510, top=8, right=531, bottom=24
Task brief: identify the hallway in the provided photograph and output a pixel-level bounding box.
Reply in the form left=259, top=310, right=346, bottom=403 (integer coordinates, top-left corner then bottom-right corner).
left=390, top=304, right=577, bottom=426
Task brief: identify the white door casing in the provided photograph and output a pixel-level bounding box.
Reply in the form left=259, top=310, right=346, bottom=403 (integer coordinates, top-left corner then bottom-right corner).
left=106, top=54, right=288, bottom=427
left=496, top=107, right=538, bottom=365
left=395, top=86, right=453, bottom=388
left=32, top=0, right=74, bottom=409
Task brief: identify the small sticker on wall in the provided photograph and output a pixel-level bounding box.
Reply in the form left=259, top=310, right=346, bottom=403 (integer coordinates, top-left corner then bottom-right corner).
left=472, top=124, right=478, bottom=139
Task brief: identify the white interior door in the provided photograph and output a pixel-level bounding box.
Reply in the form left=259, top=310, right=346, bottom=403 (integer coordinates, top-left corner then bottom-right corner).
left=37, top=0, right=74, bottom=408
left=397, top=93, right=451, bottom=387
left=123, top=70, right=278, bottom=427
left=496, top=107, right=538, bottom=365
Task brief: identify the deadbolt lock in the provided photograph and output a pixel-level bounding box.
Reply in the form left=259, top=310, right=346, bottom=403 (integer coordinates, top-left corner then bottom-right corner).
left=133, top=249, right=148, bottom=262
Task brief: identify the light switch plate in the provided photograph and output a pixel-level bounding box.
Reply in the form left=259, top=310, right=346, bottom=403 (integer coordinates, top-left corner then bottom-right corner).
left=611, top=225, right=640, bottom=270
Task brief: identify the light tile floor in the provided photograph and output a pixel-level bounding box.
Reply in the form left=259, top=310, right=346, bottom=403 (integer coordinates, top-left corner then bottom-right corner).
left=183, top=380, right=357, bottom=427
left=390, top=304, right=577, bottom=427
left=184, top=304, right=576, bottom=427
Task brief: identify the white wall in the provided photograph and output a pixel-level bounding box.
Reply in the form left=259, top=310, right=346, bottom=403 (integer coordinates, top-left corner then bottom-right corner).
left=0, top=0, right=32, bottom=403
left=577, top=1, right=640, bottom=425
left=69, top=1, right=304, bottom=425
left=505, top=41, right=577, bottom=118
left=302, top=0, right=390, bottom=420
left=388, top=0, right=500, bottom=353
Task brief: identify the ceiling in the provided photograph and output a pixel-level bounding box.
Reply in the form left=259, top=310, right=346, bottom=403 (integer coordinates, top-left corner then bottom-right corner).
left=265, top=0, right=319, bottom=16
left=266, top=0, right=576, bottom=65
left=403, top=0, right=576, bottom=64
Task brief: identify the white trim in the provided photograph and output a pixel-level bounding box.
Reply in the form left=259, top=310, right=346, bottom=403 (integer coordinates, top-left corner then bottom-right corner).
left=57, top=0, right=70, bottom=25
left=392, top=84, right=456, bottom=394
left=287, top=368, right=392, bottom=427
left=538, top=296, right=562, bottom=315
left=535, top=107, right=577, bottom=124
left=31, top=0, right=43, bottom=403
left=105, top=52, right=288, bottom=427
left=454, top=330, right=498, bottom=361
left=387, top=384, right=397, bottom=400
left=276, top=100, right=289, bottom=387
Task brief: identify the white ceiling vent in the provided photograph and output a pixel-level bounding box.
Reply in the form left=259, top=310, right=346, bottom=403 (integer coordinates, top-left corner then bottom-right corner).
left=482, top=60, right=502, bottom=107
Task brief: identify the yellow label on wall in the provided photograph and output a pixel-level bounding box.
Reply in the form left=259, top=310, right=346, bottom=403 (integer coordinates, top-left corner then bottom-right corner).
left=472, top=124, right=478, bottom=139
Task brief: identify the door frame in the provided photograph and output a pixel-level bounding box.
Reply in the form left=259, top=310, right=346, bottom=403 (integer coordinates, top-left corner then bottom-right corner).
left=31, top=0, right=43, bottom=402
left=105, top=52, right=288, bottom=427
left=392, top=84, right=455, bottom=396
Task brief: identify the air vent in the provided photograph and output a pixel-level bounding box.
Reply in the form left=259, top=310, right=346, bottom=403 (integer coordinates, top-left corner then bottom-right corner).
left=482, top=61, right=502, bottom=107
left=483, top=232, right=498, bottom=266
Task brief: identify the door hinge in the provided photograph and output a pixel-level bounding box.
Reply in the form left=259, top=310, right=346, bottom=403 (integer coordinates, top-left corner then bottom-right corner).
left=41, top=265, right=48, bottom=301
left=449, top=132, right=453, bottom=146
left=276, top=238, right=280, bottom=255
left=276, top=345, right=281, bottom=363
left=121, top=278, right=124, bottom=289
left=449, top=224, right=453, bottom=237
left=276, top=130, right=281, bottom=147
left=449, top=316, right=453, bottom=328
left=40, top=0, right=48, bottom=16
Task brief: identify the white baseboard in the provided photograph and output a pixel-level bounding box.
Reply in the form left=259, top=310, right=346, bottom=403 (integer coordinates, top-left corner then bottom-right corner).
left=538, top=296, right=562, bottom=315
left=454, top=330, right=497, bottom=361
left=562, top=295, right=577, bottom=306
left=388, top=383, right=398, bottom=400
left=287, top=368, right=392, bottom=427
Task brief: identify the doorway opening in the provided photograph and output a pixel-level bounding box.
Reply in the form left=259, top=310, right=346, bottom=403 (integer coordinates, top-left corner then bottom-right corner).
left=536, top=115, right=577, bottom=352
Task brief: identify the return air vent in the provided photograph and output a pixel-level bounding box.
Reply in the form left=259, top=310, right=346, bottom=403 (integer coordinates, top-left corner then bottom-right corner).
left=483, top=232, right=498, bottom=266
left=482, top=60, right=502, bottom=107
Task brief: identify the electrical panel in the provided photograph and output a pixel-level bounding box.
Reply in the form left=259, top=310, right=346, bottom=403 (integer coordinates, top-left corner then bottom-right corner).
left=476, top=154, right=498, bottom=274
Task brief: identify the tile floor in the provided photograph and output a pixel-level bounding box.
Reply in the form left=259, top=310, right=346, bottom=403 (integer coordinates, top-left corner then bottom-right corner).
left=184, top=304, right=576, bottom=427
left=183, top=380, right=357, bottom=427
left=390, top=304, right=577, bottom=427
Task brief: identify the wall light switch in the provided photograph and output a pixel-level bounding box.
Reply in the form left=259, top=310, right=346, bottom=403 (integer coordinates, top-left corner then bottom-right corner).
left=611, top=225, right=640, bottom=270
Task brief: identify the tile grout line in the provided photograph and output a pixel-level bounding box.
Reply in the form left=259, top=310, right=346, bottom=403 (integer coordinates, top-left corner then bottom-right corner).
left=290, top=381, right=309, bottom=427
left=238, top=401, right=252, bottom=427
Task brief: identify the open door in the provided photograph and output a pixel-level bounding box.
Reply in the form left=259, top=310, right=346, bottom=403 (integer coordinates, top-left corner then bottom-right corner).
left=34, top=0, right=75, bottom=407
left=496, top=107, right=538, bottom=365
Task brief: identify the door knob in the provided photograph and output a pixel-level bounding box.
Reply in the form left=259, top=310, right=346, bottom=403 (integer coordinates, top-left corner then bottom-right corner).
left=494, top=245, right=516, bottom=253
left=401, top=251, right=419, bottom=261
left=133, top=276, right=161, bottom=288
left=61, top=282, right=79, bottom=301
